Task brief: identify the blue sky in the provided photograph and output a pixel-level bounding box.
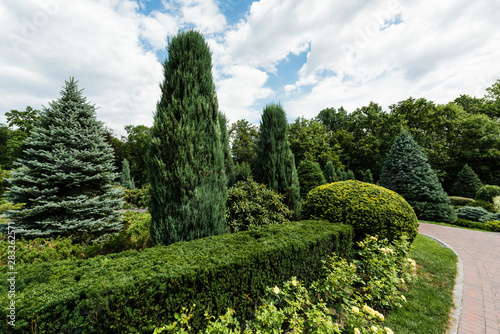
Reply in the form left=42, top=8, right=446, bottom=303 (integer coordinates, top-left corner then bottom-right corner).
left=1, top=0, right=499, bottom=137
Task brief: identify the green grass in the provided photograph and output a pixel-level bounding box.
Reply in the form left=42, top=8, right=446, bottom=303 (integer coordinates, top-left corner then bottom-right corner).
left=384, top=234, right=457, bottom=334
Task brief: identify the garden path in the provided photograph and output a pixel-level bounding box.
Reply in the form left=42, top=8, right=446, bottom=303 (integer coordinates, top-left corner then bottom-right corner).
left=419, top=223, right=500, bottom=334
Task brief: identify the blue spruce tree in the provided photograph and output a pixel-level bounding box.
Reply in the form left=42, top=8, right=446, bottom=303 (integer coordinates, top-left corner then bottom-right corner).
left=7, top=78, right=123, bottom=242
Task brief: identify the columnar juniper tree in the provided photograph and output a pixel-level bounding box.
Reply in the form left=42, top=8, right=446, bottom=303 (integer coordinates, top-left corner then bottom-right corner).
left=7, top=78, right=123, bottom=242
left=219, top=112, right=235, bottom=187
left=120, top=158, right=135, bottom=189
left=452, top=164, right=483, bottom=198
left=148, top=30, right=227, bottom=246
left=255, top=103, right=301, bottom=216
left=380, top=130, right=456, bottom=223
left=324, top=160, right=337, bottom=183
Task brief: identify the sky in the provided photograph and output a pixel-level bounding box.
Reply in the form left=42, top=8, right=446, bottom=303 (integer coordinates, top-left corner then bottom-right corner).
left=1, top=0, right=499, bottom=137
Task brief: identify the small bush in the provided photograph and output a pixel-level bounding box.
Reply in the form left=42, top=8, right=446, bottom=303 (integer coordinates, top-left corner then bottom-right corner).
left=485, top=221, right=500, bottom=232
left=455, top=206, right=492, bottom=222
left=466, top=200, right=496, bottom=213
left=226, top=180, right=292, bottom=233
left=449, top=196, right=475, bottom=207
left=475, top=185, right=500, bottom=203
left=493, top=196, right=500, bottom=213
left=121, top=185, right=150, bottom=208
left=302, top=180, right=419, bottom=242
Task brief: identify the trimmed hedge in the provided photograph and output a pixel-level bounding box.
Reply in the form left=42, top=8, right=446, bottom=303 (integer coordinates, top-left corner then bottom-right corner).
left=449, top=196, right=475, bottom=207
left=302, top=180, right=419, bottom=243
left=0, top=220, right=353, bottom=333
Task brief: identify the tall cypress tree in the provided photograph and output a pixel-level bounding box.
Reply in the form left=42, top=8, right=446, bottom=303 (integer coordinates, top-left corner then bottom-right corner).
left=255, top=103, right=301, bottom=216
left=148, top=30, right=227, bottom=246
left=451, top=164, right=483, bottom=198
left=380, top=130, right=456, bottom=223
left=7, top=78, right=123, bottom=242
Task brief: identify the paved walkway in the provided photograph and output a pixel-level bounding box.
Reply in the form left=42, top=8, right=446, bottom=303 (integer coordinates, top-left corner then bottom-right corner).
left=419, top=223, right=500, bottom=334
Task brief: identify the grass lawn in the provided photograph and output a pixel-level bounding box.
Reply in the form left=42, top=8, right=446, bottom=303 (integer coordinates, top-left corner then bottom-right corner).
left=384, top=233, right=458, bottom=334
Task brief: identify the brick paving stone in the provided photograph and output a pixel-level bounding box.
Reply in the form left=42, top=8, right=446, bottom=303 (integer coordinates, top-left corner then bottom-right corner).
left=419, top=223, right=500, bottom=334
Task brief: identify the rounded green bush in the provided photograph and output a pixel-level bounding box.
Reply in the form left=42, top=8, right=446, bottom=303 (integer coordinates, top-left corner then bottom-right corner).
left=302, top=180, right=418, bottom=242
left=475, top=185, right=500, bottom=203
left=226, top=180, right=292, bottom=233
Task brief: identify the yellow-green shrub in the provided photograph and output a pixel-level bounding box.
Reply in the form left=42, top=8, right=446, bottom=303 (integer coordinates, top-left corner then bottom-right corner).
left=302, top=180, right=418, bottom=242
left=485, top=220, right=500, bottom=232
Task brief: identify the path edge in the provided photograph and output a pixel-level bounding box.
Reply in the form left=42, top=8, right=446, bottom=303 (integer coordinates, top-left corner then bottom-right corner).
left=419, top=232, right=464, bottom=334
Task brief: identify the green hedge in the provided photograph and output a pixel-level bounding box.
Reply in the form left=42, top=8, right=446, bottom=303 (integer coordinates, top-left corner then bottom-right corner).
left=302, top=180, right=419, bottom=243
left=449, top=196, right=475, bottom=207
left=0, top=220, right=353, bottom=333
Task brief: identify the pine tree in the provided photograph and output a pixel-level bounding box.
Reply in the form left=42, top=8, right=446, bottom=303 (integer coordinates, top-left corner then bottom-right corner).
left=346, top=169, right=356, bottom=180
left=147, top=30, right=227, bottom=246
left=297, top=160, right=326, bottom=198
left=324, top=160, right=337, bottom=183
left=380, top=130, right=456, bottom=223
left=255, top=103, right=301, bottom=216
left=120, top=158, right=135, bottom=189
left=7, top=78, right=123, bottom=242
left=452, top=164, right=483, bottom=198
left=219, top=112, right=235, bottom=187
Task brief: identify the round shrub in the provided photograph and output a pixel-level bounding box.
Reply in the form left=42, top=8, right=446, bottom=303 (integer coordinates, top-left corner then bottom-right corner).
left=302, top=180, right=418, bottom=242
left=475, top=185, right=500, bottom=203
left=226, top=180, right=292, bottom=233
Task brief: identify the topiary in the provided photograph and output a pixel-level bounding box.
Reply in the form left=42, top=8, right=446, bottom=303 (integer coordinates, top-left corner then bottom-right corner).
left=455, top=206, right=492, bottom=222
left=302, top=180, right=418, bottom=242
left=475, top=185, right=500, bottom=203
left=226, top=180, right=292, bottom=233
left=466, top=200, right=495, bottom=213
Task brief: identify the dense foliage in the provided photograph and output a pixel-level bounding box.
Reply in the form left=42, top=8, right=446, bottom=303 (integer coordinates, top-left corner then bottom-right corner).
left=6, top=78, right=123, bottom=242
left=255, top=103, right=301, bottom=216
left=475, top=184, right=500, bottom=203
left=451, top=164, right=482, bottom=198
left=0, top=220, right=353, bottom=333
left=120, top=158, right=135, bottom=189
left=226, top=180, right=292, bottom=233
left=147, top=30, right=227, bottom=246
left=380, top=131, right=456, bottom=224
left=302, top=180, right=419, bottom=242
left=297, top=159, right=326, bottom=198
left=155, top=235, right=415, bottom=334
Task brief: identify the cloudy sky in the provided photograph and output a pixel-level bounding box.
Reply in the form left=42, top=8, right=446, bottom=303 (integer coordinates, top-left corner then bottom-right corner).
left=1, top=0, right=499, bottom=137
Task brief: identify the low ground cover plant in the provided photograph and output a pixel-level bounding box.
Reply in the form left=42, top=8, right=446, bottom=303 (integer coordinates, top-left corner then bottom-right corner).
left=0, top=211, right=151, bottom=265
left=154, top=235, right=415, bottom=334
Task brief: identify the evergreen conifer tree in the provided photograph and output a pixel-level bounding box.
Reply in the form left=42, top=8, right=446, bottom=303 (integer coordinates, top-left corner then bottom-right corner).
left=147, top=30, right=227, bottom=246
left=362, top=169, right=374, bottom=184
left=452, top=164, right=482, bottom=198
left=7, top=78, right=123, bottom=242
left=324, top=160, right=337, bottom=183
left=297, top=160, right=326, bottom=198
left=120, top=158, right=135, bottom=189
left=380, top=130, right=456, bottom=223
left=346, top=169, right=356, bottom=180
left=255, top=103, right=301, bottom=215
left=219, top=112, right=235, bottom=187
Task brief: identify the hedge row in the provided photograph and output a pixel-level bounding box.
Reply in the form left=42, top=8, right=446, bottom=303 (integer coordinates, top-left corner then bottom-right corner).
left=0, top=220, right=353, bottom=333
